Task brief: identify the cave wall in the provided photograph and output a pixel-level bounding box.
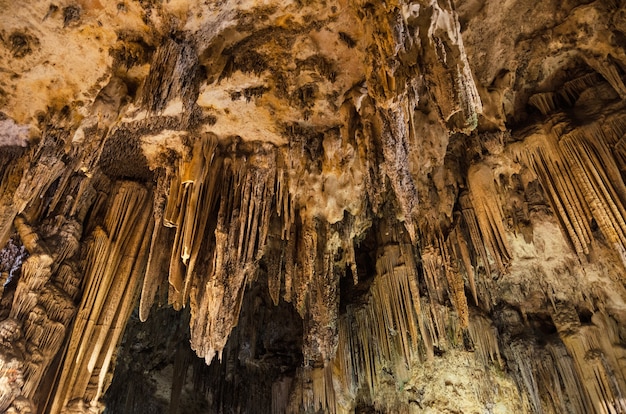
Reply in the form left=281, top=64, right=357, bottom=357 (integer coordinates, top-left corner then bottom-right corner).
left=1, top=0, right=626, bottom=413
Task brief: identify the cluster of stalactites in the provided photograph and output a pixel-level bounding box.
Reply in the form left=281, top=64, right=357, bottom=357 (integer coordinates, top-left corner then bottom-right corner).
left=137, top=133, right=364, bottom=365
left=141, top=140, right=508, bottom=413
left=278, top=229, right=506, bottom=414
left=411, top=187, right=511, bottom=323
left=49, top=181, right=153, bottom=413
left=501, top=305, right=626, bottom=414
left=124, top=0, right=493, bottom=372
left=138, top=135, right=278, bottom=363
left=509, top=108, right=626, bottom=266
left=329, top=242, right=426, bottom=413
left=553, top=307, right=626, bottom=414
left=0, top=78, right=136, bottom=412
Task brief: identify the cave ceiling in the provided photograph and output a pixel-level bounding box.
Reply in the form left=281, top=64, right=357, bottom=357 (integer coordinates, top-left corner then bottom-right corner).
left=1, top=0, right=626, bottom=413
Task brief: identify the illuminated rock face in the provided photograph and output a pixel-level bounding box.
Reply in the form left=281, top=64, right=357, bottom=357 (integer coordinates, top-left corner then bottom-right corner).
left=1, top=0, right=626, bottom=413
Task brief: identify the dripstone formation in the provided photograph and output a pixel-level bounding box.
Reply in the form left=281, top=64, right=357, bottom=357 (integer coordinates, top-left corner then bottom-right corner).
left=1, top=0, right=626, bottom=413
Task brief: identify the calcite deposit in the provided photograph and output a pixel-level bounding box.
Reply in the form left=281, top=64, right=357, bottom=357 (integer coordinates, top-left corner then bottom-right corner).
left=1, top=0, right=626, bottom=413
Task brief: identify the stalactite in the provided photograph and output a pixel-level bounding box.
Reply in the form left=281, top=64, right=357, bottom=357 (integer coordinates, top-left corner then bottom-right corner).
left=511, top=131, right=592, bottom=257
left=467, top=164, right=512, bottom=273
left=506, top=339, right=551, bottom=414
left=188, top=143, right=277, bottom=363
left=529, top=92, right=559, bottom=116
left=0, top=319, right=27, bottom=413
left=547, top=342, right=589, bottom=414
left=354, top=108, right=387, bottom=216
left=283, top=223, right=296, bottom=304
left=584, top=57, right=626, bottom=100
left=459, top=191, right=494, bottom=279
left=420, top=245, right=446, bottom=305
left=468, top=314, right=501, bottom=366
left=562, top=130, right=626, bottom=262
left=406, top=0, right=483, bottom=131
left=272, top=377, right=292, bottom=414
left=266, top=231, right=284, bottom=307
left=559, top=73, right=603, bottom=106
left=160, top=136, right=221, bottom=308
left=140, top=38, right=199, bottom=113
left=0, top=143, right=66, bottom=250
left=0, top=162, right=26, bottom=250
left=418, top=228, right=471, bottom=330
left=293, top=216, right=317, bottom=319
left=18, top=255, right=52, bottom=292
left=53, top=263, right=81, bottom=302
left=9, top=284, right=38, bottom=323
left=378, top=106, right=420, bottom=243
left=423, top=298, right=459, bottom=353
left=443, top=237, right=470, bottom=329
left=451, top=226, right=478, bottom=306
left=304, top=224, right=340, bottom=364
left=39, top=285, right=75, bottom=326
left=298, top=365, right=337, bottom=414
left=0, top=208, right=84, bottom=409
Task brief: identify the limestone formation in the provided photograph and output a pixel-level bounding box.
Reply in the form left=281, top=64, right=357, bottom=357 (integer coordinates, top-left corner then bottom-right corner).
left=1, top=0, right=626, bottom=413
